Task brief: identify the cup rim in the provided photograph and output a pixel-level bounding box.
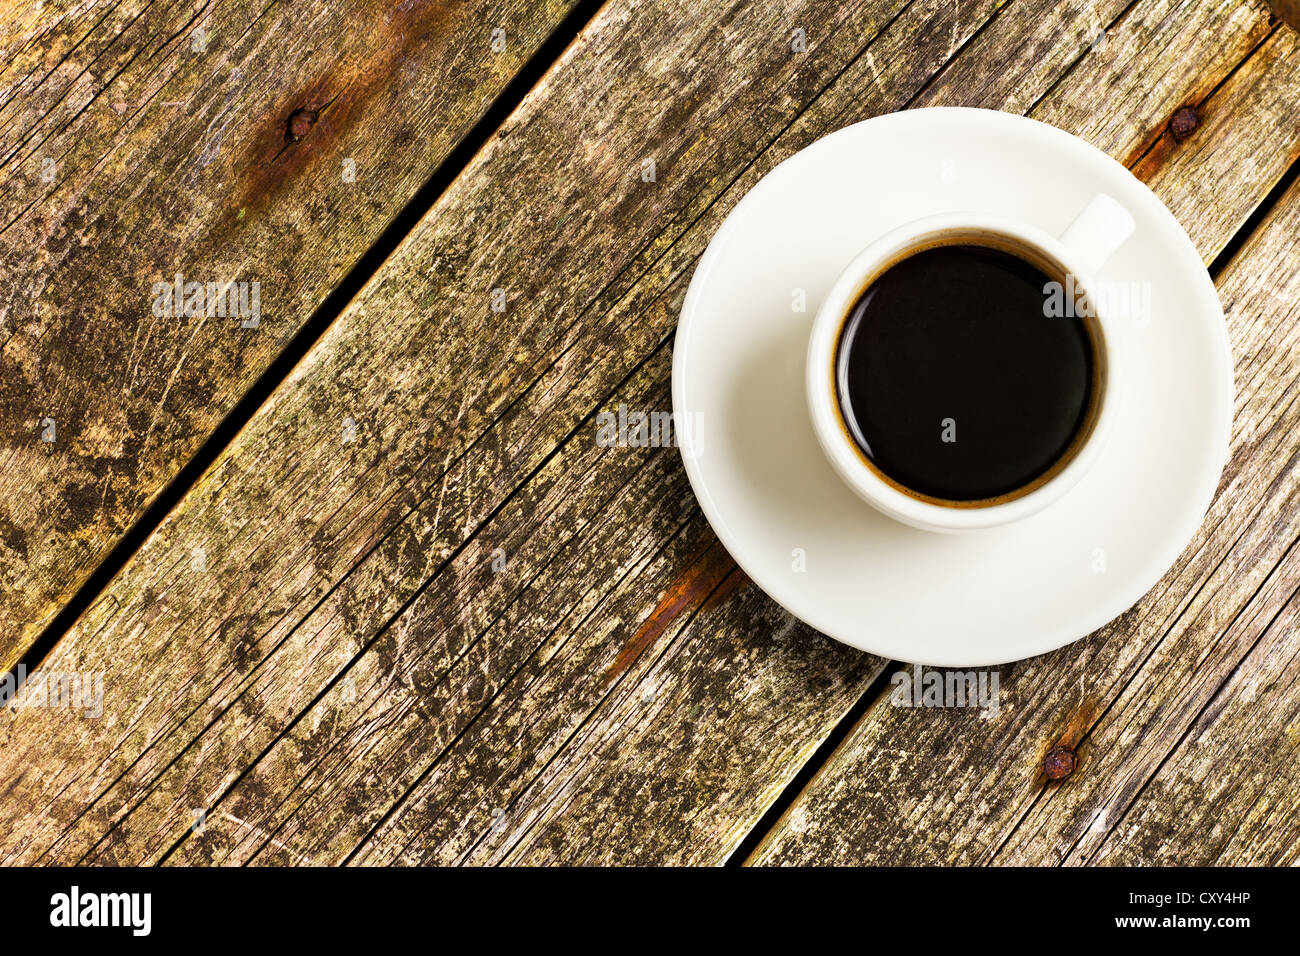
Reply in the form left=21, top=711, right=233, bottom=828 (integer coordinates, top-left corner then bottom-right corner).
left=806, top=210, right=1124, bottom=533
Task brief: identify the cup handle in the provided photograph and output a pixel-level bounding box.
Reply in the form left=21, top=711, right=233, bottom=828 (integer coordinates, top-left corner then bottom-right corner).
left=1058, top=193, right=1136, bottom=275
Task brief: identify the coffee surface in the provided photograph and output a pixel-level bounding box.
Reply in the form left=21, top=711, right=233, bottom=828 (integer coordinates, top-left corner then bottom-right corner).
left=835, top=243, right=1094, bottom=501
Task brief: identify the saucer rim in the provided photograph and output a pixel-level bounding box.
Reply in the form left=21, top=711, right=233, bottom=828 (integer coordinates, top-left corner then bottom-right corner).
left=671, top=106, right=1233, bottom=667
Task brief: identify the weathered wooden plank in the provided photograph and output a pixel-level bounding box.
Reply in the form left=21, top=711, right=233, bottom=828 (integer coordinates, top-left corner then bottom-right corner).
left=751, top=116, right=1300, bottom=866
left=991, top=174, right=1300, bottom=866
left=1089, top=561, right=1300, bottom=865
left=86, top=345, right=878, bottom=866
left=2, top=0, right=930, bottom=866
left=0, top=0, right=1287, bottom=867
left=184, top=0, right=1287, bottom=866
left=429, top=2, right=1297, bottom=866
left=0, top=0, right=584, bottom=669
left=175, top=0, right=1239, bottom=866
left=234, top=362, right=863, bottom=868
left=1073, top=184, right=1300, bottom=871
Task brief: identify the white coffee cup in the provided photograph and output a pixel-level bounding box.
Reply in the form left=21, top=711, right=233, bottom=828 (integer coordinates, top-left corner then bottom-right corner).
left=805, top=194, right=1136, bottom=533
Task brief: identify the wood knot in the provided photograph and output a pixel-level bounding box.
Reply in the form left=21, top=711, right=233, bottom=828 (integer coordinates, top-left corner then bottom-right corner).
left=1043, top=745, right=1077, bottom=781
left=1169, top=106, right=1199, bottom=142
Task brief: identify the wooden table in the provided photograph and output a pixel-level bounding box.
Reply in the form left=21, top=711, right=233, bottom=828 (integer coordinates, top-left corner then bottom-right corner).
left=1, top=0, right=1297, bottom=866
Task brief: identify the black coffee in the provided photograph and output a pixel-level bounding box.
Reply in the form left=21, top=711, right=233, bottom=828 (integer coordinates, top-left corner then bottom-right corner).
left=834, top=243, right=1095, bottom=502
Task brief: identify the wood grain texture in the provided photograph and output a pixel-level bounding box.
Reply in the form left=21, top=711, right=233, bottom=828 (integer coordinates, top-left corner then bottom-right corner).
left=1091, top=552, right=1300, bottom=865
left=1007, top=177, right=1300, bottom=867
left=1, top=0, right=922, bottom=866
left=429, top=0, right=1290, bottom=866
left=752, top=76, right=1300, bottom=865
left=1, top=0, right=1294, bottom=868
left=1072, top=184, right=1300, bottom=867
left=0, top=0, right=582, bottom=669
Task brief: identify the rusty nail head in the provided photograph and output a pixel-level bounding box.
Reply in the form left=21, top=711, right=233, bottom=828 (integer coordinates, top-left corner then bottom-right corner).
left=286, top=108, right=318, bottom=142
left=1169, top=106, right=1199, bottom=141
left=1044, top=745, right=1077, bottom=780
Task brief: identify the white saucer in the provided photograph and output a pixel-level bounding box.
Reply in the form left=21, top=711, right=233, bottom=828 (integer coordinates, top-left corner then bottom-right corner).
left=672, top=108, right=1232, bottom=666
